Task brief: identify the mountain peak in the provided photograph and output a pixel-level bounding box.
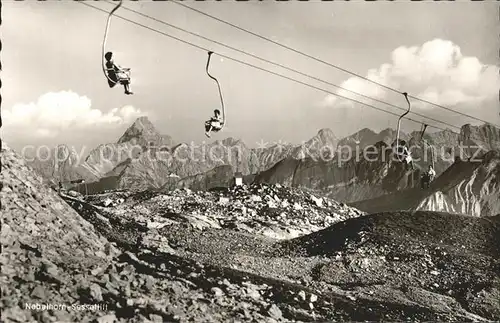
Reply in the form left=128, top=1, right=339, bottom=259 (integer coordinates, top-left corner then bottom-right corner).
left=310, top=128, right=337, bottom=144
left=128, top=116, right=156, bottom=132
left=117, top=116, right=170, bottom=146
left=459, top=123, right=500, bottom=152
left=317, top=128, right=335, bottom=137
left=359, top=127, right=376, bottom=135
left=348, top=128, right=377, bottom=140
left=292, top=128, right=338, bottom=160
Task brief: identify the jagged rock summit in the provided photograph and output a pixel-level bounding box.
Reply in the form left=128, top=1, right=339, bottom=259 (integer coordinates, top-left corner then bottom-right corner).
left=117, top=116, right=174, bottom=148
left=293, top=128, right=338, bottom=159
left=459, top=124, right=500, bottom=156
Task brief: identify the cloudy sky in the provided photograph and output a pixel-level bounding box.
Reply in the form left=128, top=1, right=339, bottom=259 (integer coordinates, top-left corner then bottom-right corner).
left=2, top=1, right=499, bottom=153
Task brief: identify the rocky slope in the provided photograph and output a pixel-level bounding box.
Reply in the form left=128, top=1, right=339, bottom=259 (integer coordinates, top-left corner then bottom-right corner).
left=277, top=211, right=500, bottom=321
left=416, top=150, right=500, bottom=216
left=351, top=150, right=500, bottom=217
left=160, top=165, right=236, bottom=192
left=69, top=187, right=500, bottom=322
left=1, top=144, right=116, bottom=322
left=3, top=143, right=499, bottom=322
left=85, top=182, right=364, bottom=241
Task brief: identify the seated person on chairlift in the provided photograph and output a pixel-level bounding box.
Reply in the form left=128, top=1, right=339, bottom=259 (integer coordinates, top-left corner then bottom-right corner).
left=427, top=165, right=436, bottom=181
left=392, top=139, right=414, bottom=170
left=421, top=165, right=436, bottom=189
left=205, top=109, right=223, bottom=137
left=403, top=150, right=414, bottom=170
left=104, top=52, right=133, bottom=95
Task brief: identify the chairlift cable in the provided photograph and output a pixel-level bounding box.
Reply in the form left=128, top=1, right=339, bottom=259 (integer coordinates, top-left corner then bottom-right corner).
left=110, top=0, right=462, bottom=132
left=173, top=1, right=500, bottom=129
left=80, top=1, right=461, bottom=135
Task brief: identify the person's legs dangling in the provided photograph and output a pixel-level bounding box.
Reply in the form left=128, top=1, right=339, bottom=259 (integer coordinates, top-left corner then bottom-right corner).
left=118, top=71, right=133, bottom=95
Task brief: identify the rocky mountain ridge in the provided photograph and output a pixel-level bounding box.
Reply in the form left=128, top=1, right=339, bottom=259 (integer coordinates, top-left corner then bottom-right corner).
left=254, top=124, right=500, bottom=205
left=25, top=118, right=500, bottom=209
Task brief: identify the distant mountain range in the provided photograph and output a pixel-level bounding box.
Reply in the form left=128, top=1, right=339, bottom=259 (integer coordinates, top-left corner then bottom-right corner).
left=28, top=117, right=333, bottom=189
left=26, top=116, right=500, bottom=216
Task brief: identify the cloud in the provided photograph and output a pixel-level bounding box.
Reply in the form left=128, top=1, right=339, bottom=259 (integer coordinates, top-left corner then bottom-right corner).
left=323, top=39, right=500, bottom=109
left=4, top=91, right=143, bottom=138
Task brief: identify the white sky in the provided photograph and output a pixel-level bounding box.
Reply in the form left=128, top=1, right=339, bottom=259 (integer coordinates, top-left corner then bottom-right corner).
left=2, top=1, right=499, bottom=153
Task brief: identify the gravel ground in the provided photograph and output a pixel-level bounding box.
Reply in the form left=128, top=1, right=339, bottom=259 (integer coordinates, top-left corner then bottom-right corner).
left=2, top=145, right=499, bottom=322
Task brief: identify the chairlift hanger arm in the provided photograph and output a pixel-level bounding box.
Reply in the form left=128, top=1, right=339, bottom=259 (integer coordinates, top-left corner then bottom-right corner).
left=206, top=51, right=226, bottom=129
left=396, top=92, right=411, bottom=158
left=422, top=138, right=436, bottom=169
left=399, top=92, right=411, bottom=123
left=420, top=123, right=428, bottom=141
left=102, top=0, right=123, bottom=85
